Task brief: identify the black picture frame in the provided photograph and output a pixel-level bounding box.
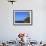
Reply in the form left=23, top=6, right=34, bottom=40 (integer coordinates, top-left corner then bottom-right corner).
left=13, top=10, right=33, bottom=26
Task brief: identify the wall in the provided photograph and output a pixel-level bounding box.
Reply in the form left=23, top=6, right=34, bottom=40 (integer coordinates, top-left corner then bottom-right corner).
left=0, top=0, right=46, bottom=42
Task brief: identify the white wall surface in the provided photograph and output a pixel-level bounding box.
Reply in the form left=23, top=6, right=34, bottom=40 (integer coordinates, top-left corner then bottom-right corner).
left=0, top=0, right=46, bottom=42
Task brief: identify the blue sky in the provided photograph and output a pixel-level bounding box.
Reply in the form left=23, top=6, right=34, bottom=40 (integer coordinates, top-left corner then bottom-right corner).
left=15, top=12, right=30, bottom=21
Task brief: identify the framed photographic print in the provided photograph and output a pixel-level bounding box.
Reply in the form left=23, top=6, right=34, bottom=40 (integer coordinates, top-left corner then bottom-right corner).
left=13, top=10, right=32, bottom=25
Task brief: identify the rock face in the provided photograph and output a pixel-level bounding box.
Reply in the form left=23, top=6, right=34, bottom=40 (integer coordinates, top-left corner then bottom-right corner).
left=24, top=17, right=30, bottom=23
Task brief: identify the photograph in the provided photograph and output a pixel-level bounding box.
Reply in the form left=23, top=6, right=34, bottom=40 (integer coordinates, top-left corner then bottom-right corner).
left=13, top=10, right=32, bottom=25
